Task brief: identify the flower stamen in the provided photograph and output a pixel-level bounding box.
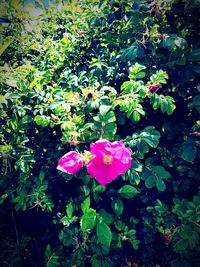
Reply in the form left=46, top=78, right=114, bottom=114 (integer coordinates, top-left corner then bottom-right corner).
left=103, top=154, right=113, bottom=165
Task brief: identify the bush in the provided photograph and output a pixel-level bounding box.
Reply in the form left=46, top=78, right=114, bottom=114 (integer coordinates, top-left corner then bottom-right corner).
left=0, top=0, right=200, bottom=266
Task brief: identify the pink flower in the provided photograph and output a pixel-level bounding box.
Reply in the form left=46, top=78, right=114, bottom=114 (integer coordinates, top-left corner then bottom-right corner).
left=57, top=151, right=83, bottom=175
left=148, top=83, right=160, bottom=93
left=87, top=140, right=132, bottom=186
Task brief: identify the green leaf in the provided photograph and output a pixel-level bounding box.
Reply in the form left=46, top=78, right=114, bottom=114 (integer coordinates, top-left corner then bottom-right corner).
left=35, top=0, right=45, bottom=9
left=152, top=94, right=160, bottom=109
left=142, top=134, right=160, bottom=148
left=96, top=222, right=112, bottom=250
left=0, top=37, right=14, bottom=56
left=188, top=48, right=200, bottom=62
left=82, top=175, right=90, bottom=185
left=118, top=185, right=139, bottom=199
left=99, top=209, right=114, bottom=225
left=136, top=71, right=145, bottom=79
left=132, top=111, right=140, bottom=122
left=103, top=122, right=117, bottom=136
left=189, top=232, right=199, bottom=249
left=45, top=244, right=60, bottom=267
left=188, top=95, right=200, bottom=111
left=122, top=45, right=138, bottom=62
left=111, top=199, right=124, bottom=217
left=60, top=216, right=69, bottom=226
left=39, top=170, right=45, bottom=181
left=80, top=208, right=96, bottom=232
left=99, top=105, right=111, bottom=116
left=175, top=239, right=188, bottom=251
left=143, top=137, right=157, bottom=148
left=160, top=98, right=168, bottom=113
left=114, top=220, right=125, bottom=231
left=153, top=166, right=171, bottom=179
left=0, top=193, right=8, bottom=205
left=81, top=196, right=90, bottom=214
left=91, top=258, right=102, bottom=267
left=66, top=202, right=74, bottom=218
left=20, top=115, right=33, bottom=124
left=145, top=175, right=155, bottom=188
left=93, top=185, right=106, bottom=193
left=150, top=70, right=168, bottom=84
left=156, top=177, right=166, bottom=191
left=136, top=139, right=149, bottom=156
left=130, top=239, right=140, bottom=250
left=121, top=81, right=137, bottom=93
left=129, top=63, right=146, bottom=74
left=181, top=139, right=197, bottom=162
left=34, top=115, right=50, bottom=127
left=9, top=0, right=21, bottom=7
left=104, top=111, right=116, bottom=123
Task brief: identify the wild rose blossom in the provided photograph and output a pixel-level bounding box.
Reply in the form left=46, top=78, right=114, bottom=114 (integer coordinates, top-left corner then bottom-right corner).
left=86, top=140, right=132, bottom=186
left=148, top=83, right=160, bottom=93
left=57, top=151, right=83, bottom=175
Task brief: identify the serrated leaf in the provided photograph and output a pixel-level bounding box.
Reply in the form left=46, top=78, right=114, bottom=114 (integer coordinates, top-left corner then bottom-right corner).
left=111, top=198, right=124, bottom=217
left=66, top=202, right=74, bottom=218
left=81, top=196, right=90, bottom=213
left=153, top=166, right=171, bottom=179
left=45, top=244, right=60, bottom=267
left=96, top=222, right=112, bottom=250
left=118, top=185, right=139, bottom=199
left=80, top=208, right=96, bottom=232
left=156, top=177, right=166, bottom=191
left=99, top=209, right=114, bottom=225
left=145, top=175, right=155, bottom=188
left=39, top=170, right=45, bottom=181
left=143, top=136, right=159, bottom=148
left=132, top=111, right=140, bottom=122
left=136, top=139, right=149, bottom=155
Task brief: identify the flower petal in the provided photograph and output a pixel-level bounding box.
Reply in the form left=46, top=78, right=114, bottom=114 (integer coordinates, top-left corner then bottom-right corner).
left=87, top=140, right=132, bottom=185
left=90, top=139, right=110, bottom=156
left=57, top=151, right=83, bottom=175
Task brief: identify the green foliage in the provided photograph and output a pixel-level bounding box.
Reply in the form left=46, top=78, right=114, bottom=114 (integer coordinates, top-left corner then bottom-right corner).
left=80, top=208, right=97, bottom=232
left=44, top=244, right=60, bottom=267
left=172, top=194, right=200, bottom=254
left=142, top=165, right=171, bottom=192
left=96, top=222, right=112, bottom=251
left=125, top=126, right=161, bottom=159
left=0, top=0, right=200, bottom=266
left=118, top=185, right=139, bottom=199
left=112, top=198, right=124, bottom=217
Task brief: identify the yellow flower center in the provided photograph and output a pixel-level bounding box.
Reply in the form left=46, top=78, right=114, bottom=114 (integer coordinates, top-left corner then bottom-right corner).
left=82, top=151, right=94, bottom=164
left=103, top=154, right=113, bottom=165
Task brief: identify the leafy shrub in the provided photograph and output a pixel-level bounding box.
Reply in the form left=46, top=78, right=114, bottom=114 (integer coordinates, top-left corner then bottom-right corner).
left=0, top=0, right=200, bottom=266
